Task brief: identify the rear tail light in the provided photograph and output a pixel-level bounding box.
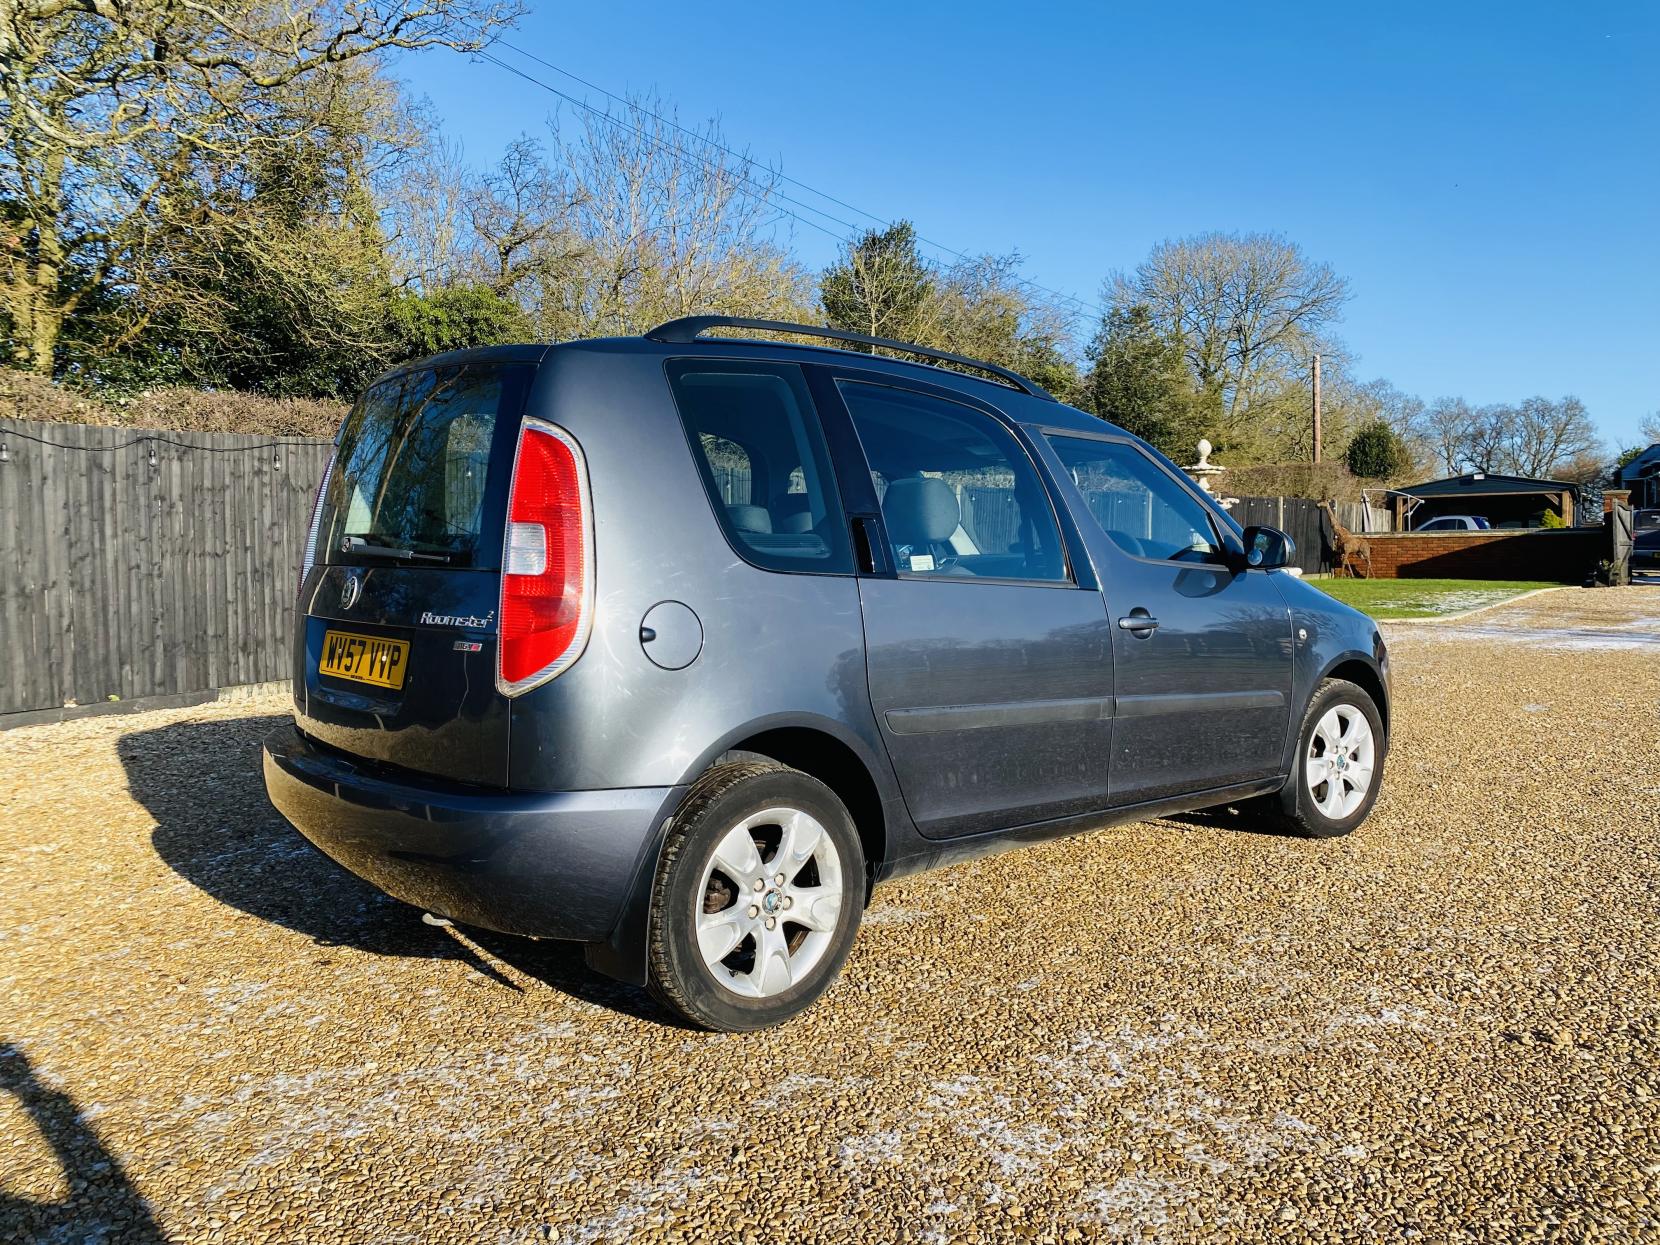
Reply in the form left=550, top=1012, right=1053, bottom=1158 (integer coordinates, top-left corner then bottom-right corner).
left=298, top=448, right=337, bottom=603
left=497, top=418, right=593, bottom=696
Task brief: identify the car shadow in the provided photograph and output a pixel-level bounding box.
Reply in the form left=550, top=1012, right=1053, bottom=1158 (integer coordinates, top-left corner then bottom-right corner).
left=0, top=1043, right=167, bottom=1243
left=1160, top=804, right=1305, bottom=839
left=123, top=713, right=671, bottom=1026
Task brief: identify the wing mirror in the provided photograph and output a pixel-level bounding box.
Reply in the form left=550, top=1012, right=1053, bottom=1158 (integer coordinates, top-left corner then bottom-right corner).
left=1238, top=525, right=1294, bottom=571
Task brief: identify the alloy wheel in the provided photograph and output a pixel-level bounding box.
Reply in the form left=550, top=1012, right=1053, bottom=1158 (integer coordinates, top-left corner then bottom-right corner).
left=694, top=807, right=844, bottom=998
left=1304, top=704, right=1376, bottom=820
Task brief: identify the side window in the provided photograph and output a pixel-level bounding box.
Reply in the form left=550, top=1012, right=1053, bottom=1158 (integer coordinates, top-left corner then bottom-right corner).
left=838, top=382, right=1069, bottom=583
left=1047, top=436, right=1224, bottom=563
left=667, top=360, right=852, bottom=574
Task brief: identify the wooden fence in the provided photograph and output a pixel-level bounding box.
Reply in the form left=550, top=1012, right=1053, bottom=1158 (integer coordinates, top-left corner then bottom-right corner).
left=0, top=415, right=1383, bottom=718
left=1232, top=496, right=1370, bottom=576
left=0, top=418, right=331, bottom=717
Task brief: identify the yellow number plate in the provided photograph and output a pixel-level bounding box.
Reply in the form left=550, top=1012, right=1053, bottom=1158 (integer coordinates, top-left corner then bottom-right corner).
left=320, top=630, right=410, bottom=690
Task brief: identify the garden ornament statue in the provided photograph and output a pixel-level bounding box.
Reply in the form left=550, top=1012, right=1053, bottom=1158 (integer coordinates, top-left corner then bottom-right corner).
left=1184, top=439, right=1238, bottom=510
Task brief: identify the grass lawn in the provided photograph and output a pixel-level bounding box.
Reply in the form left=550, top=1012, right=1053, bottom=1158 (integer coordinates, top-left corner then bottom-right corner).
left=1309, top=577, right=1560, bottom=620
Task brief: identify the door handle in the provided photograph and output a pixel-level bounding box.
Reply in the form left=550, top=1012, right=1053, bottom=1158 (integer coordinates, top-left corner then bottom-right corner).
left=851, top=515, right=890, bottom=575
left=1117, top=611, right=1159, bottom=635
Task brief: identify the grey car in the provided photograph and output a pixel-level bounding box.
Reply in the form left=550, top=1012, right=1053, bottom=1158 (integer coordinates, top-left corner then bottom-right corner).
left=263, top=317, right=1390, bottom=1031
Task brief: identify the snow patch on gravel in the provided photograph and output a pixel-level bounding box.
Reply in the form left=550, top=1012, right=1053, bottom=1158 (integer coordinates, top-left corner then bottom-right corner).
left=1401, top=624, right=1660, bottom=651
left=861, top=904, right=930, bottom=926
left=838, top=1129, right=905, bottom=1165
left=1079, top=1174, right=1186, bottom=1238
left=817, top=1019, right=1342, bottom=1230
left=559, top=1156, right=712, bottom=1245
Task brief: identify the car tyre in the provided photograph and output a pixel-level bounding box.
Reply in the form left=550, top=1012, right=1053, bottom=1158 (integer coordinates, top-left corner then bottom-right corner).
left=1255, top=678, right=1386, bottom=839
left=646, top=760, right=864, bottom=1031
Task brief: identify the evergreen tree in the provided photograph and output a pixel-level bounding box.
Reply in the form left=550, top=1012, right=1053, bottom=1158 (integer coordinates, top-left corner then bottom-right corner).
left=389, top=285, right=534, bottom=364
left=1345, top=420, right=1411, bottom=479
left=821, top=223, right=938, bottom=345
left=1080, top=305, right=1203, bottom=459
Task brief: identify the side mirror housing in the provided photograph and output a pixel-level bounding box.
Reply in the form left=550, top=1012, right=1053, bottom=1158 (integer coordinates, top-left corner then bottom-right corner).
left=1239, top=525, right=1294, bottom=571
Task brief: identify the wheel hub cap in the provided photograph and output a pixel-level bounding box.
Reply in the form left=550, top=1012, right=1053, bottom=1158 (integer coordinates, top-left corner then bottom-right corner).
left=693, top=806, right=844, bottom=1000
left=1305, top=703, right=1375, bottom=821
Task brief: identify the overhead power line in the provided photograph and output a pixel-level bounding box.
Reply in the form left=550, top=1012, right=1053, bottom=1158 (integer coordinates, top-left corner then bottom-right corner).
left=474, top=51, right=858, bottom=245
left=469, top=35, right=1109, bottom=321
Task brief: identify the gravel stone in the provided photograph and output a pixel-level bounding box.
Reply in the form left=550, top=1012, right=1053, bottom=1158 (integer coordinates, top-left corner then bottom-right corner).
left=1, top=587, right=1656, bottom=1242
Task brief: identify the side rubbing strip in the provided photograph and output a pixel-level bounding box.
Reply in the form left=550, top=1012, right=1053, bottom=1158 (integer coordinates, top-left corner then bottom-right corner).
left=1115, top=690, right=1286, bottom=718
left=885, top=696, right=1116, bottom=736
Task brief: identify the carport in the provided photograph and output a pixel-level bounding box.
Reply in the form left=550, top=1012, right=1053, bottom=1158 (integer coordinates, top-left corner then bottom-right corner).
left=1396, top=472, right=1578, bottom=530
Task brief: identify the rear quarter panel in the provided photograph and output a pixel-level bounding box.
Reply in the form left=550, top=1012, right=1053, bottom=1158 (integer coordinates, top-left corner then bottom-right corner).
left=504, top=343, right=898, bottom=806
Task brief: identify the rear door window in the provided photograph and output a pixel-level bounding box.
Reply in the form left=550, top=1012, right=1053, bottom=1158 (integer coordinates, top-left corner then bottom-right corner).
left=667, top=360, right=852, bottom=574
left=319, top=363, right=525, bottom=569
left=838, top=382, right=1069, bottom=583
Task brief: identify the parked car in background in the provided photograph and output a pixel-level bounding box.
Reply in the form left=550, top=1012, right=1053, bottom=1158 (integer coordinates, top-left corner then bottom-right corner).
left=263, top=318, right=1392, bottom=1031
left=1634, top=509, right=1660, bottom=568
left=1414, top=515, right=1492, bottom=531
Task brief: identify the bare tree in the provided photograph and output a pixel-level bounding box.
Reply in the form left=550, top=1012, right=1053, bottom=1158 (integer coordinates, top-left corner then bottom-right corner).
left=1639, top=410, right=1660, bottom=444
left=1553, top=447, right=1612, bottom=488
left=1503, top=396, right=1600, bottom=478
left=1415, top=394, right=1601, bottom=479
left=1107, top=231, right=1350, bottom=438
left=122, top=60, right=432, bottom=393
left=0, top=0, right=520, bottom=373
left=1463, top=404, right=1514, bottom=474
left=534, top=97, right=815, bottom=341
left=383, top=130, right=476, bottom=292
left=1419, top=397, right=1478, bottom=475
left=466, top=135, right=582, bottom=304
left=931, top=252, right=1079, bottom=392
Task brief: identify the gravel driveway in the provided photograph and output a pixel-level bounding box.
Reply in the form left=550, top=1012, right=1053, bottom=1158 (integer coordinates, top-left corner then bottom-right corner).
left=3, top=588, right=1656, bottom=1243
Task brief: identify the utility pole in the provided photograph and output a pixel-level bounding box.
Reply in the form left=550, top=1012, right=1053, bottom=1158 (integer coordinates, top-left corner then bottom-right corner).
left=1311, top=352, right=1323, bottom=464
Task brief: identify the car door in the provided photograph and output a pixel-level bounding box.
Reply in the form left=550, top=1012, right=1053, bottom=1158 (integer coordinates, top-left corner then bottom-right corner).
left=823, top=377, right=1116, bottom=840
left=1040, top=432, right=1294, bottom=806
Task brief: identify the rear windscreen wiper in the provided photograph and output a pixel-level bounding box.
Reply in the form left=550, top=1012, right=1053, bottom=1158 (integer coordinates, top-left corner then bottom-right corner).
left=339, top=536, right=451, bottom=564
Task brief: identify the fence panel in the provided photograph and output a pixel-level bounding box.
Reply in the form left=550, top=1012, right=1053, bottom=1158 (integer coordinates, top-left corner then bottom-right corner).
left=0, top=420, right=1418, bottom=719
left=0, top=418, right=330, bottom=716
left=1227, top=496, right=1329, bottom=575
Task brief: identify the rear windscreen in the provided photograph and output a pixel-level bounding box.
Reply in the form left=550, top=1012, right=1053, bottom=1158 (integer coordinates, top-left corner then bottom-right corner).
left=318, top=364, right=518, bottom=569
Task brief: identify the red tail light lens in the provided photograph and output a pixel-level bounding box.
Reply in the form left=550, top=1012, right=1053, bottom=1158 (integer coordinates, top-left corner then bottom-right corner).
left=298, top=448, right=337, bottom=604
left=497, top=419, right=593, bottom=696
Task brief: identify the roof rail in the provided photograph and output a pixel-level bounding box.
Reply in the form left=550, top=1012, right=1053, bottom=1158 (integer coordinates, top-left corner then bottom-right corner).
left=643, top=316, right=1057, bottom=402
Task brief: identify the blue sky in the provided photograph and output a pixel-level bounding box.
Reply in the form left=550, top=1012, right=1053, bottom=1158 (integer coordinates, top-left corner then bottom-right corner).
left=395, top=1, right=1660, bottom=447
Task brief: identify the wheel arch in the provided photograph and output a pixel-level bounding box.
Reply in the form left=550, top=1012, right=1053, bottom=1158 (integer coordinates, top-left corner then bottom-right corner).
left=710, top=725, right=888, bottom=881
left=585, top=714, right=894, bottom=987
left=1319, top=654, right=1390, bottom=739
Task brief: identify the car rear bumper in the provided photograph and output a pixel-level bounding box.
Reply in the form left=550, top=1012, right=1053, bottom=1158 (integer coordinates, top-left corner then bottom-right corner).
left=262, top=724, right=682, bottom=942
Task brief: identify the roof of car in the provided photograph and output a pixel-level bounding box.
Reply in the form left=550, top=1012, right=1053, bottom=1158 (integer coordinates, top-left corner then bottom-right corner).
left=554, top=333, right=1124, bottom=434
left=377, top=333, right=1128, bottom=439
left=365, top=343, right=552, bottom=389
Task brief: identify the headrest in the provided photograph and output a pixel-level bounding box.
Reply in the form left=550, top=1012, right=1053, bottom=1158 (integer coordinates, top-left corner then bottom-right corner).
left=883, top=477, right=959, bottom=546
left=773, top=493, right=815, bottom=533
left=727, top=504, right=773, bottom=534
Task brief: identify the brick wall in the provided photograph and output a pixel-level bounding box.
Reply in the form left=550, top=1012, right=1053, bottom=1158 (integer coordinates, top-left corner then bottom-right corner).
left=1359, top=529, right=1606, bottom=581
